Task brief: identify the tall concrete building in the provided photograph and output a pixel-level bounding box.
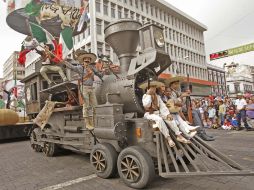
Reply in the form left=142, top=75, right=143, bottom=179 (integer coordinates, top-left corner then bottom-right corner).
left=20, top=0, right=215, bottom=97
left=225, top=63, right=254, bottom=98
left=73, top=0, right=215, bottom=96
left=3, top=51, right=25, bottom=81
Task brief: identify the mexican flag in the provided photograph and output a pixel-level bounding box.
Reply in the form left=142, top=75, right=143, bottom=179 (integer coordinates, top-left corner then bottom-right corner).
left=29, top=22, right=56, bottom=50
left=24, top=0, right=42, bottom=17
left=58, top=27, right=73, bottom=60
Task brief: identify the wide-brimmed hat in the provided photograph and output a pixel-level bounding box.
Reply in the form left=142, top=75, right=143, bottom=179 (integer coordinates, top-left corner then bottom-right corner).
left=164, top=76, right=185, bottom=86
left=76, top=50, right=97, bottom=64
left=139, top=80, right=165, bottom=90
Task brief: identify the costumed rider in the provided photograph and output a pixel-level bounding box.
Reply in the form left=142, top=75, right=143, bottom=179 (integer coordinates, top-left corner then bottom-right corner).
left=140, top=80, right=191, bottom=148
left=64, top=50, right=103, bottom=130
left=37, top=43, right=68, bottom=86
left=169, top=76, right=215, bottom=141
left=166, top=76, right=200, bottom=139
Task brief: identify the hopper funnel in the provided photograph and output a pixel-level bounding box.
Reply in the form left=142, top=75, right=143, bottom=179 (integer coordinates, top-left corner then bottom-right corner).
left=104, top=19, right=142, bottom=74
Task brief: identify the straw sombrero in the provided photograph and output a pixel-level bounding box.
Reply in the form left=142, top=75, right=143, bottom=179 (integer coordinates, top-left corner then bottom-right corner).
left=139, top=81, right=165, bottom=90
left=76, top=50, right=97, bottom=64
left=164, top=76, right=185, bottom=86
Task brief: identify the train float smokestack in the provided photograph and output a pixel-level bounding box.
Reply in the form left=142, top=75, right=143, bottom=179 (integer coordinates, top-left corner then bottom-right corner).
left=104, top=19, right=142, bottom=74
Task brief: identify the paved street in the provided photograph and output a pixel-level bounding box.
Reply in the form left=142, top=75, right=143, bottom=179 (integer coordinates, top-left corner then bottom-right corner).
left=0, top=129, right=254, bottom=190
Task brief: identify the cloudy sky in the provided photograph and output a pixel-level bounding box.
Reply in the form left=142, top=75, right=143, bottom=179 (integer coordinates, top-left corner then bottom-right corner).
left=0, top=0, right=254, bottom=77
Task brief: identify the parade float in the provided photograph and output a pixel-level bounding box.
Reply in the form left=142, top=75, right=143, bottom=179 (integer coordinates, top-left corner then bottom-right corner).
left=5, top=0, right=254, bottom=188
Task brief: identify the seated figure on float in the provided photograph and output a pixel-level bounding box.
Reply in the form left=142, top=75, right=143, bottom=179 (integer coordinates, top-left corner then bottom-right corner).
left=159, top=76, right=200, bottom=139
left=140, top=80, right=192, bottom=147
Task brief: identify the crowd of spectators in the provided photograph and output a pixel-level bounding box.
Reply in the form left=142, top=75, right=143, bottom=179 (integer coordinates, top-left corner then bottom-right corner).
left=192, top=93, right=254, bottom=131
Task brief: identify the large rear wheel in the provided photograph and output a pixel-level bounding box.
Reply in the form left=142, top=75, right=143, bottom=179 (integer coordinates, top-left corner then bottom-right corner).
left=90, top=143, right=118, bottom=178
left=117, top=146, right=155, bottom=189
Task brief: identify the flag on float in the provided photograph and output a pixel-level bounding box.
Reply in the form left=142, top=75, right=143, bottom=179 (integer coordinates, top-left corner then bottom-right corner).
left=58, top=27, right=73, bottom=60
left=28, top=22, right=56, bottom=50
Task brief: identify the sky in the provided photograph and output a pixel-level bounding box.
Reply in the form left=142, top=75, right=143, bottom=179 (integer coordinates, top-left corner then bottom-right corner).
left=0, top=0, right=254, bottom=77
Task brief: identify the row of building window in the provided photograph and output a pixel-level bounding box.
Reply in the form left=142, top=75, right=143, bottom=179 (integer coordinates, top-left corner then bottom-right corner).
left=165, top=28, right=204, bottom=53
left=208, top=70, right=225, bottom=84
left=168, top=63, right=207, bottom=80
left=166, top=43, right=205, bottom=65
left=244, top=84, right=253, bottom=92
left=96, top=0, right=203, bottom=41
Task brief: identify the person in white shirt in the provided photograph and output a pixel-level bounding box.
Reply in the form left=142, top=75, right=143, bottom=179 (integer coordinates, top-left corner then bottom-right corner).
left=208, top=105, right=216, bottom=123
left=140, top=80, right=191, bottom=147
left=234, top=93, right=253, bottom=131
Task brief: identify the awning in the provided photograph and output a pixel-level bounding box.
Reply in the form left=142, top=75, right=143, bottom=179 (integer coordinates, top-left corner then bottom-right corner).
left=158, top=73, right=218, bottom=86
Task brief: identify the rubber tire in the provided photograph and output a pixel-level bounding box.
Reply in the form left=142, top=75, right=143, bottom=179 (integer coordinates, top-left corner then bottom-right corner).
left=43, top=142, right=58, bottom=157
left=30, top=128, right=42, bottom=152
left=90, top=143, right=118, bottom=179
left=117, top=146, right=155, bottom=189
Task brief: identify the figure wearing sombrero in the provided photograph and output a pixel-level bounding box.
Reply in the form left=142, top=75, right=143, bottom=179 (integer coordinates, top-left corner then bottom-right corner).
left=139, top=79, right=192, bottom=147
left=166, top=75, right=215, bottom=141
left=64, top=50, right=103, bottom=129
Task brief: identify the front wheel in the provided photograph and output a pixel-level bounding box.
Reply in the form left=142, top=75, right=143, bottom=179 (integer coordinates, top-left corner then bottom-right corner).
left=117, top=146, right=155, bottom=189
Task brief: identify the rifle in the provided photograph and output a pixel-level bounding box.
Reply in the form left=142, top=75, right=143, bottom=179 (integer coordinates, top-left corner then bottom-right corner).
left=186, top=73, right=193, bottom=124
left=99, top=54, right=119, bottom=79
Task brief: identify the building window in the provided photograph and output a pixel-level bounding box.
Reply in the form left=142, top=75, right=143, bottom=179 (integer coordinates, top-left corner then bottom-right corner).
left=124, top=8, right=128, bottom=18
left=97, top=42, right=103, bottom=55
left=118, top=6, right=122, bottom=18
left=104, top=21, right=110, bottom=29
left=146, top=3, right=149, bottom=14
left=103, top=0, right=108, bottom=15
left=140, top=0, right=143, bottom=11
left=136, top=14, right=140, bottom=22
left=129, top=0, right=133, bottom=6
left=96, top=0, right=101, bottom=12
left=96, top=19, right=102, bottom=35
left=111, top=3, right=116, bottom=18
left=105, top=44, right=111, bottom=56
left=234, top=83, right=240, bottom=93
left=130, top=11, right=134, bottom=19
left=135, top=0, right=138, bottom=9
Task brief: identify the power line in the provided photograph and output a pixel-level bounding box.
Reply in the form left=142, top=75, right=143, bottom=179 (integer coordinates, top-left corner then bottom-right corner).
left=205, top=10, right=254, bottom=42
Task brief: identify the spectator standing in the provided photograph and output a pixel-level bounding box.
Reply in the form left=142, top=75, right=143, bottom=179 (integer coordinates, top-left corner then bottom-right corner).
left=235, top=93, right=254, bottom=131
left=246, top=97, right=254, bottom=127
left=218, top=100, right=226, bottom=126
left=208, top=105, right=216, bottom=124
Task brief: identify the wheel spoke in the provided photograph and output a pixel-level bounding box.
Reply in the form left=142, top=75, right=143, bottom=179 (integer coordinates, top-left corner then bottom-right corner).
left=121, top=161, right=129, bottom=168
left=131, top=170, right=139, bottom=178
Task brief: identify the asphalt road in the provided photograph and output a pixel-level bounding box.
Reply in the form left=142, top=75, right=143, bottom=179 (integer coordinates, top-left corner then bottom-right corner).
left=0, top=129, right=254, bottom=190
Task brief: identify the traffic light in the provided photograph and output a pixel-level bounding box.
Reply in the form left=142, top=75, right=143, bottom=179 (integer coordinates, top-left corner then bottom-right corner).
left=210, top=50, right=228, bottom=61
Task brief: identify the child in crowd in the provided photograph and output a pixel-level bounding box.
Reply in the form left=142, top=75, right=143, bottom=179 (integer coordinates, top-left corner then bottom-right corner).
left=208, top=105, right=216, bottom=124
left=231, top=114, right=239, bottom=129
left=222, top=116, right=233, bottom=130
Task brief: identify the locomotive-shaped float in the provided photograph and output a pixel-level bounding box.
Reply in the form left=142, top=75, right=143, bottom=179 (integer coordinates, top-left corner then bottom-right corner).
left=24, top=20, right=254, bottom=189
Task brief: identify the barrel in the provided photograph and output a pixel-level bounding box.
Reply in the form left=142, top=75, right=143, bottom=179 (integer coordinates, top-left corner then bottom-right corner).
left=0, top=109, right=19, bottom=125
